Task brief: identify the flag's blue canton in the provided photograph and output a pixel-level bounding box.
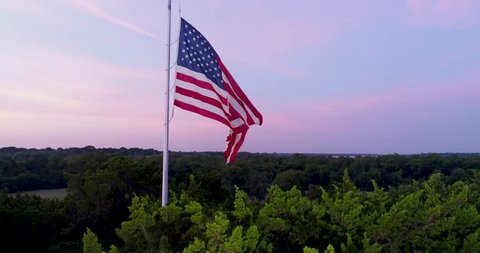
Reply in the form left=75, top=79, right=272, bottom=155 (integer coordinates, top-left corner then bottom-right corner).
left=177, top=19, right=224, bottom=90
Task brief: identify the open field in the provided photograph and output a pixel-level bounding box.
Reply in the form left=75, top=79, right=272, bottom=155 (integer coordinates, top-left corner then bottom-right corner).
left=7, top=188, right=67, bottom=200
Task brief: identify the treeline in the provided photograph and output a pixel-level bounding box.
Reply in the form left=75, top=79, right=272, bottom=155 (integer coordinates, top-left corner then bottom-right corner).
left=0, top=146, right=159, bottom=192
left=2, top=146, right=480, bottom=195
left=1, top=148, right=480, bottom=252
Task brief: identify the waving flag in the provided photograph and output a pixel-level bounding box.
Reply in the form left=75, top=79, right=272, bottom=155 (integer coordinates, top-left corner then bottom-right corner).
left=174, top=18, right=263, bottom=163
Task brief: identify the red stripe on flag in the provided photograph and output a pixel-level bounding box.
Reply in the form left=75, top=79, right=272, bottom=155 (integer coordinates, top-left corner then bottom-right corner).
left=231, top=123, right=249, bottom=133
left=225, top=130, right=247, bottom=163
left=174, top=100, right=230, bottom=127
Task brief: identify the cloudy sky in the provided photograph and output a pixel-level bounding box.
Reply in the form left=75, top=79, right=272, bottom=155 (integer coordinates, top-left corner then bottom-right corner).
left=1, top=0, right=479, bottom=154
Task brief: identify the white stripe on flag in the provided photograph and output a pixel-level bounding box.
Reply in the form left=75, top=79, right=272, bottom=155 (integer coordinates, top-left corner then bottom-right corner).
left=230, top=118, right=245, bottom=128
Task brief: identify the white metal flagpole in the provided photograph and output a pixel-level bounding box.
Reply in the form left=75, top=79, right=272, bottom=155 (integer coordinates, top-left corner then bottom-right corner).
left=162, top=0, right=172, bottom=207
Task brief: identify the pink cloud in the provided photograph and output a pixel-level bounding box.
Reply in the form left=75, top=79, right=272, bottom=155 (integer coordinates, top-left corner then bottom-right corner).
left=0, top=52, right=163, bottom=115
left=169, top=112, right=228, bottom=151
left=0, top=46, right=168, bottom=149
left=406, top=0, right=480, bottom=29
left=0, top=110, right=163, bottom=149
left=314, top=81, right=478, bottom=117
left=310, top=65, right=480, bottom=131
left=252, top=71, right=480, bottom=153
left=68, top=0, right=159, bottom=39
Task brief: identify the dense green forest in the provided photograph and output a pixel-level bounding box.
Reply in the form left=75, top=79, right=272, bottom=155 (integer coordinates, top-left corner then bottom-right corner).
left=1, top=147, right=480, bottom=252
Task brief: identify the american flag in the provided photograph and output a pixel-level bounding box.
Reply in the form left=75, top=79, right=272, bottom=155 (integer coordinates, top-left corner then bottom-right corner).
left=174, top=18, right=263, bottom=163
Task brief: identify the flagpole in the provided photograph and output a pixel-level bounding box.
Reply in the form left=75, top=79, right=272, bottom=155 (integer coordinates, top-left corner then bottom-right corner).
left=162, top=0, right=172, bottom=207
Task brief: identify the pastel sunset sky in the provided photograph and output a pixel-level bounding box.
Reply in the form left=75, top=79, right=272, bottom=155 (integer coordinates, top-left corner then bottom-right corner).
left=1, top=0, right=479, bottom=154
